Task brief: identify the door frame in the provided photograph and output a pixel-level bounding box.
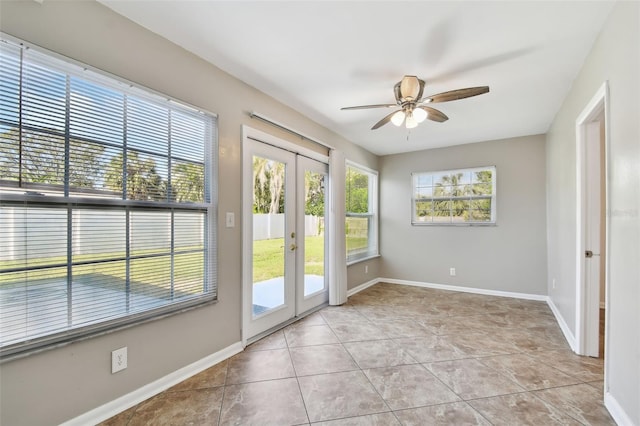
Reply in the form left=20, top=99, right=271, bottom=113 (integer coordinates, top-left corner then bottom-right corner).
left=242, top=139, right=297, bottom=340
left=575, top=81, right=609, bottom=363
left=241, top=126, right=329, bottom=346
left=296, top=155, right=330, bottom=313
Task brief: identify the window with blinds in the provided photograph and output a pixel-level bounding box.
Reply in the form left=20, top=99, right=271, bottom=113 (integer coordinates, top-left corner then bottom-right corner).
left=0, top=37, right=217, bottom=358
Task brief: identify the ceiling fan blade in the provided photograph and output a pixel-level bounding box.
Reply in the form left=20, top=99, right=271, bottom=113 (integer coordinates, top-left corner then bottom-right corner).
left=424, top=86, right=489, bottom=103
left=341, top=103, right=397, bottom=111
left=371, top=110, right=399, bottom=130
left=417, top=106, right=448, bottom=123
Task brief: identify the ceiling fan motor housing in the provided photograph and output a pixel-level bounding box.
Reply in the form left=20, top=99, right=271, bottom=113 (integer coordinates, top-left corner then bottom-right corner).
left=395, top=75, right=425, bottom=103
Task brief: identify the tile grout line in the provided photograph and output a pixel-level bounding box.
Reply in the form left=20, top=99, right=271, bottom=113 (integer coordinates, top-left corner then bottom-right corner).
left=340, top=335, right=398, bottom=424
left=103, top=284, right=609, bottom=425
left=215, top=360, right=230, bottom=426
left=284, top=322, right=313, bottom=426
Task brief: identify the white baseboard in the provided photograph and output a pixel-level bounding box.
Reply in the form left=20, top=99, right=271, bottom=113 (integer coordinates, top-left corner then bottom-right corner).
left=378, top=277, right=548, bottom=301
left=605, top=391, right=638, bottom=426
left=546, top=298, right=577, bottom=352
left=347, top=278, right=380, bottom=297
left=61, top=341, right=243, bottom=426
left=349, top=278, right=580, bottom=354
left=63, top=279, right=608, bottom=425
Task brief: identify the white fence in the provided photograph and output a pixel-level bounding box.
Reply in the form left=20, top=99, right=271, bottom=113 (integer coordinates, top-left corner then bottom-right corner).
left=253, top=214, right=323, bottom=240
left=0, top=208, right=203, bottom=261
left=0, top=211, right=323, bottom=262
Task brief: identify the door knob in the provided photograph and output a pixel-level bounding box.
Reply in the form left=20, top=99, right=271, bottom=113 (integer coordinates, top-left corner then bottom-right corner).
left=585, top=250, right=593, bottom=258
left=290, top=244, right=297, bottom=251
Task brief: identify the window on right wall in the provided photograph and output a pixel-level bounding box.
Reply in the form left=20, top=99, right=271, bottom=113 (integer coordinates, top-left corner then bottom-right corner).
left=412, top=166, right=496, bottom=225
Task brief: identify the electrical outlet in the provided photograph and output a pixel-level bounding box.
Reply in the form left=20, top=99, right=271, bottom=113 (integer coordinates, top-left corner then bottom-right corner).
left=449, top=267, right=456, bottom=276
left=111, top=347, right=127, bottom=374
left=552, top=278, right=556, bottom=289
left=365, top=265, right=369, bottom=274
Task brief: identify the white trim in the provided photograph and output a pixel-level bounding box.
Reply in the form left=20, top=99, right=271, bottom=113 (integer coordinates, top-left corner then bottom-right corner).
left=604, top=392, right=637, bottom=426
left=347, top=278, right=381, bottom=297
left=345, top=161, right=379, bottom=265
left=358, top=279, right=578, bottom=352
left=249, top=112, right=334, bottom=150
left=546, top=297, right=578, bottom=352
left=346, top=254, right=380, bottom=266
left=243, top=125, right=329, bottom=164
left=379, top=278, right=548, bottom=301
left=575, top=81, right=610, bottom=359
left=241, top=134, right=298, bottom=341
left=61, top=342, right=243, bottom=426
left=66, top=277, right=595, bottom=426
left=411, top=165, right=497, bottom=226
left=296, top=156, right=330, bottom=313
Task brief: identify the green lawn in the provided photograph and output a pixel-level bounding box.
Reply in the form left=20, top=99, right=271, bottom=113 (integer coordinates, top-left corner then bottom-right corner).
left=0, top=247, right=206, bottom=297
left=2, top=234, right=363, bottom=291
left=253, top=235, right=325, bottom=282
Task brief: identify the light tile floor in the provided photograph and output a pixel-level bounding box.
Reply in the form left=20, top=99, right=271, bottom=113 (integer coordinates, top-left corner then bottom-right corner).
left=101, top=283, right=614, bottom=425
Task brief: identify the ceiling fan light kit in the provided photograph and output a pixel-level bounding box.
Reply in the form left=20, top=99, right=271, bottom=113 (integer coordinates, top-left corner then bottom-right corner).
left=341, top=75, right=489, bottom=130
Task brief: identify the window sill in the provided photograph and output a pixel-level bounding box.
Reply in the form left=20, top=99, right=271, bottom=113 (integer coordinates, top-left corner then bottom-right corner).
left=0, top=297, right=218, bottom=363
left=347, top=254, right=380, bottom=266
left=411, top=222, right=497, bottom=227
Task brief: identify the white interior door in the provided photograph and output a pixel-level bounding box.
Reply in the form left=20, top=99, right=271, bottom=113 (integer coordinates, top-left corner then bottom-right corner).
left=243, top=138, right=329, bottom=342
left=584, top=120, right=602, bottom=357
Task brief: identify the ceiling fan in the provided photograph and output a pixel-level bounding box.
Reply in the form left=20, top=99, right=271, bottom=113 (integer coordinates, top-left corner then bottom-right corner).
left=341, top=75, right=489, bottom=130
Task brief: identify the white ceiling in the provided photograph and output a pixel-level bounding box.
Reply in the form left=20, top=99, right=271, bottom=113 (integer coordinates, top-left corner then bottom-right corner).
left=100, top=1, right=614, bottom=156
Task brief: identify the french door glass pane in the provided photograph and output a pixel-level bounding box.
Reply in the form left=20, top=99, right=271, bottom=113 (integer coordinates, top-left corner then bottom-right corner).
left=252, top=155, right=286, bottom=317
left=304, top=170, right=325, bottom=297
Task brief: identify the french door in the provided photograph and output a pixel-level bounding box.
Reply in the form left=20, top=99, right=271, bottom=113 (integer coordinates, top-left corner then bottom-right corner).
left=242, top=137, right=329, bottom=341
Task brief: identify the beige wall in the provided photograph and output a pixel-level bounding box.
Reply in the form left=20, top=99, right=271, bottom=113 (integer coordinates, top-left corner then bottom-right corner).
left=379, top=135, right=548, bottom=295
left=546, top=1, right=639, bottom=423
left=347, top=257, right=380, bottom=290
left=0, top=1, right=378, bottom=424
left=2, top=1, right=638, bottom=425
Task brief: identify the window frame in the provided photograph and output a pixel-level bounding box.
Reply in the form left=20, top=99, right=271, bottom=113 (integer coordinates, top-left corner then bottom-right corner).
left=345, top=160, right=379, bottom=264
left=0, top=35, right=218, bottom=359
left=411, top=166, right=497, bottom=226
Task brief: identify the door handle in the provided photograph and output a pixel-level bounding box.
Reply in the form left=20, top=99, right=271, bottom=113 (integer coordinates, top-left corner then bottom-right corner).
left=585, top=250, right=593, bottom=258
left=290, top=244, right=297, bottom=251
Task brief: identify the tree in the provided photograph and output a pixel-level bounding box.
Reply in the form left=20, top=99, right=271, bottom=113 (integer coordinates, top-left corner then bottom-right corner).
left=104, top=151, right=165, bottom=201
left=433, top=172, right=469, bottom=218
left=0, top=127, right=106, bottom=189
left=346, top=167, right=369, bottom=213
left=252, top=157, right=285, bottom=214
left=172, top=162, right=204, bottom=202
left=305, top=171, right=325, bottom=217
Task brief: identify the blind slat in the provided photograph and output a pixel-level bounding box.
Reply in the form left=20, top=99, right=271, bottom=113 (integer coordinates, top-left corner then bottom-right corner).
left=0, top=37, right=216, bottom=358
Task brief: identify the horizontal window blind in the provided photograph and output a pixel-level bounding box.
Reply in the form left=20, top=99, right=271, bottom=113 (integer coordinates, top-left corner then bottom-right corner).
left=0, top=37, right=217, bottom=357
